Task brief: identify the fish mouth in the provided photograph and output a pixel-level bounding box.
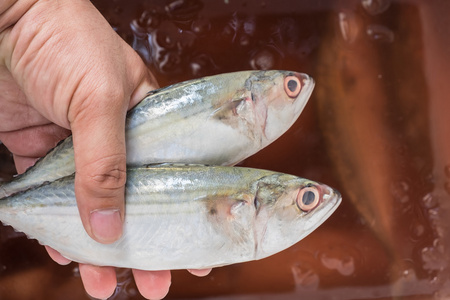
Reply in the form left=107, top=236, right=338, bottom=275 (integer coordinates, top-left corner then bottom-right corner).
left=293, top=73, right=315, bottom=115
left=316, top=185, right=342, bottom=225
left=322, top=185, right=342, bottom=208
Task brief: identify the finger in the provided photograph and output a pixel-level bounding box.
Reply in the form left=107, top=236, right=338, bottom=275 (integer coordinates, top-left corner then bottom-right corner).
left=68, top=50, right=156, bottom=245
left=0, top=0, right=37, bottom=33
left=79, top=264, right=117, bottom=300
left=132, top=269, right=171, bottom=300
left=44, top=246, right=72, bottom=265
left=11, top=155, right=39, bottom=174
left=67, top=49, right=133, bottom=244
left=0, top=124, right=70, bottom=156
left=69, top=68, right=157, bottom=244
left=0, top=124, right=71, bottom=174
left=188, top=268, right=212, bottom=277
left=71, top=105, right=127, bottom=244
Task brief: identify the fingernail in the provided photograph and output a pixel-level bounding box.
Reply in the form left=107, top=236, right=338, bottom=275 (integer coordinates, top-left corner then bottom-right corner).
left=90, top=209, right=123, bottom=244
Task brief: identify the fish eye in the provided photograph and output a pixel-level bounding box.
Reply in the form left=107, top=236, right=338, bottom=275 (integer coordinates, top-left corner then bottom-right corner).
left=284, top=75, right=302, bottom=98
left=297, top=185, right=320, bottom=212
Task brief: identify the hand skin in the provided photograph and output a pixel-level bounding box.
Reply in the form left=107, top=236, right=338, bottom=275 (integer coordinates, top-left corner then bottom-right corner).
left=0, top=1, right=210, bottom=299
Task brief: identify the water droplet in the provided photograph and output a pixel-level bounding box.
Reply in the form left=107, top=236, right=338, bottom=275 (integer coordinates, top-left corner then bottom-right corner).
left=165, top=0, right=203, bottom=21
left=428, top=208, right=440, bottom=220
left=130, top=20, right=152, bottom=64
left=191, top=18, right=211, bottom=35
left=72, top=266, right=80, bottom=277
left=422, top=240, right=448, bottom=272
left=189, top=54, right=216, bottom=76
left=422, top=193, right=438, bottom=209
left=159, top=52, right=182, bottom=74
left=239, top=34, right=251, bottom=47
left=151, top=20, right=195, bottom=74
left=112, top=269, right=138, bottom=299
left=222, top=14, right=241, bottom=42
left=401, top=268, right=417, bottom=281
left=338, top=11, right=360, bottom=43
left=243, top=19, right=256, bottom=35
left=154, top=21, right=179, bottom=49
left=291, top=263, right=319, bottom=290
left=390, top=181, right=410, bottom=203
left=179, top=31, right=196, bottom=49
left=366, top=24, right=395, bottom=43
left=250, top=49, right=275, bottom=70
left=165, top=0, right=184, bottom=11
left=361, top=0, right=391, bottom=15
left=137, top=10, right=160, bottom=30
left=433, top=238, right=445, bottom=252
left=116, top=268, right=132, bottom=279
left=389, top=260, right=418, bottom=282
left=190, top=62, right=202, bottom=75
left=222, top=24, right=235, bottom=41
left=130, top=20, right=145, bottom=37
left=320, top=253, right=355, bottom=276
left=435, top=226, right=445, bottom=240
left=411, top=222, right=425, bottom=238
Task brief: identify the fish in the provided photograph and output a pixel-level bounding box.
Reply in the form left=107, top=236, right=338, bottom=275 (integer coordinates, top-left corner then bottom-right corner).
left=0, top=164, right=341, bottom=270
left=0, top=70, right=314, bottom=198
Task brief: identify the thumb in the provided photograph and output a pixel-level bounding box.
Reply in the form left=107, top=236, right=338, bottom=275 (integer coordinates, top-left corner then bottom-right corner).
left=70, top=77, right=155, bottom=244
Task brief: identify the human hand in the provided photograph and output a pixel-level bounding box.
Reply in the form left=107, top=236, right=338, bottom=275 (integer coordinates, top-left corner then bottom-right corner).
left=0, top=1, right=210, bottom=299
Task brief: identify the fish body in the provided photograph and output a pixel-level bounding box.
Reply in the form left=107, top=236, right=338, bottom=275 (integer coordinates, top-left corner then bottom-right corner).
left=0, top=70, right=314, bottom=198
left=0, top=164, right=340, bottom=270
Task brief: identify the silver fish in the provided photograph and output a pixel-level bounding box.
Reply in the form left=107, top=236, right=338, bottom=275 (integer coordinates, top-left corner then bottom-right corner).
left=0, top=70, right=314, bottom=198
left=0, top=164, right=340, bottom=270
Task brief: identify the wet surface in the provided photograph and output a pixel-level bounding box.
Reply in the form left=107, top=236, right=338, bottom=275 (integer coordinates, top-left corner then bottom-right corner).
left=1, top=0, right=450, bottom=299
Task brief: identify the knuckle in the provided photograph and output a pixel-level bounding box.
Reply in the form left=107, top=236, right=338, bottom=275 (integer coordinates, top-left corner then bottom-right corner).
left=80, top=154, right=127, bottom=198
left=91, top=81, right=126, bottom=104
left=92, top=167, right=126, bottom=189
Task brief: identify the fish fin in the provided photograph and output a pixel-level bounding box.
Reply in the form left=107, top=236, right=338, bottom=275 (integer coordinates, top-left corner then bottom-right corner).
left=210, top=97, right=247, bottom=121
left=206, top=194, right=255, bottom=244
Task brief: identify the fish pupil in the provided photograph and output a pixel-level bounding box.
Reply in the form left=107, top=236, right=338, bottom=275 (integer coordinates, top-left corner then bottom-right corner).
left=302, top=190, right=316, bottom=205
left=287, top=80, right=298, bottom=92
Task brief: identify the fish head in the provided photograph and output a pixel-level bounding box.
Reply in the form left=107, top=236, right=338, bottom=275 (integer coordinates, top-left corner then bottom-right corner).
left=208, top=71, right=313, bottom=163
left=253, top=175, right=341, bottom=260
left=246, top=70, right=315, bottom=144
